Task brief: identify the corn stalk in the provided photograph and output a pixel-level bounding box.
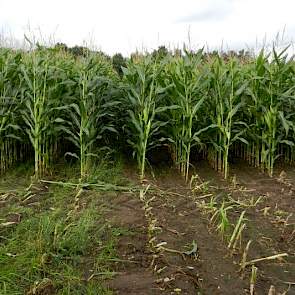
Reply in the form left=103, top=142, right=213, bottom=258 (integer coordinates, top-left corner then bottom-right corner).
left=63, top=55, right=118, bottom=181
left=122, top=57, right=172, bottom=180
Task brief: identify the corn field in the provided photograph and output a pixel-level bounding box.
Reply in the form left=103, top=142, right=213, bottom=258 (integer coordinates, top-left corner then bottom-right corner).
left=1, top=45, right=295, bottom=180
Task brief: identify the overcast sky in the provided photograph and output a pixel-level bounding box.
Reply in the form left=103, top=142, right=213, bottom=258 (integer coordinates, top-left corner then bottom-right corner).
left=1, top=0, right=295, bottom=55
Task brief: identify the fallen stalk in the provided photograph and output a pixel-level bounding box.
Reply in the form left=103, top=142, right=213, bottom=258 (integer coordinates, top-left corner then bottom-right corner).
left=40, top=179, right=137, bottom=192
left=243, top=253, right=288, bottom=268
left=228, top=210, right=246, bottom=250
left=195, top=193, right=213, bottom=200
left=157, top=240, right=198, bottom=259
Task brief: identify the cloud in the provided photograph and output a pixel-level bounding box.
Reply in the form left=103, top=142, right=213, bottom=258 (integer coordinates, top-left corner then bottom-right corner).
left=176, top=0, right=234, bottom=23
left=1, top=0, right=295, bottom=55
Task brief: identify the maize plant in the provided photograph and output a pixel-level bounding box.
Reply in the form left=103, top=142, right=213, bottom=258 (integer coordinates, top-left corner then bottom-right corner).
left=63, top=54, right=118, bottom=181
left=245, top=47, right=295, bottom=176
left=122, top=56, right=173, bottom=180
left=20, top=49, right=50, bottom=179
left=20, top=48, right=71, bottom=179
left=164, top=49, right=213, bottom=181
left=206, top=56, right=248, bottom=179
left=0, top=49, right=22, bottom=173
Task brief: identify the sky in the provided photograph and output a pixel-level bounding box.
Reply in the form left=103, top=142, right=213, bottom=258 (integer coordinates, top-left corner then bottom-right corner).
left=1, top=0, right=295, bottom=55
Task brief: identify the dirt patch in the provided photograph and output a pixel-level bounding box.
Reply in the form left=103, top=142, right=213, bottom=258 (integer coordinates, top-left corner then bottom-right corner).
left=231, top=160, right=295, bottom=220
left=105, top=167, right=250, bottom=294
left=98, top=162, right=295, bottom=294
left=146, top=169, right=248, bottom=294
left=195, top=160, right=295, bottom=294
left=109, top=272, right=159, bottom=295
left=103, top=192, right=163, bottom=294
left=106, top=193, right=146, bottom=227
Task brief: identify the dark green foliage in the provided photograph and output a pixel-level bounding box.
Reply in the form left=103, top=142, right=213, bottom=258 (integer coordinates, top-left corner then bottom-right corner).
left=112, top=53, right=126, bottom=77
left=1, top=44, right=295, bottom=180
left=152, top=45, right=170, bottom=60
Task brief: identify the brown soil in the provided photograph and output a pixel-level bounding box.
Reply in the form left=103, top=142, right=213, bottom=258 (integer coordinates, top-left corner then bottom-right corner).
left=145, top=169, right=248, bottom=294
left=197, top=160, right=295, bottom=294
left=104, top=162, right=295, bottom=295
left=231, top=160, right=295, bottom=222
left=104, top=192, right=162, bottom=294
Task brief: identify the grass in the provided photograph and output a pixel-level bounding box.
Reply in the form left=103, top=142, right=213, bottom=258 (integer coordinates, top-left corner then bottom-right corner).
left=48, top=155, right=128, bottom=187
left=0, top=160, right=128, bottom=294
left=0, top=162, right=33, bottom=193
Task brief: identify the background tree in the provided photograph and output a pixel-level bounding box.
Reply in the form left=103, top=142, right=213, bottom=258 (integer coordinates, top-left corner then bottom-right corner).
left=112, top=53, right=126, bottom=77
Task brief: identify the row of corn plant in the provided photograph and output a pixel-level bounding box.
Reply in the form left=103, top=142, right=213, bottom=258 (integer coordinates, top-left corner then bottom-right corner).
left=1, top=44, right=295, bottom=181
left=241, top=48, right=295, bottom=176
left=0, top=48, right=23, bottom=173
left=0, top=44, right=120, bottom=181
left=122, top=56, right=174, bottom=181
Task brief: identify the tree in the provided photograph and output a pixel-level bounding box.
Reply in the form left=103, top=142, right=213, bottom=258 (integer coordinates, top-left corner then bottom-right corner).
left=152, top=46, right=169, bottom=60
left=112, top=53, right=126, bottom=77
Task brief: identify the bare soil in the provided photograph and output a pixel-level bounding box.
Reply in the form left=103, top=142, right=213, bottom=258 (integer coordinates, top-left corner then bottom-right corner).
left=104, top=162, right=295, bottom=295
